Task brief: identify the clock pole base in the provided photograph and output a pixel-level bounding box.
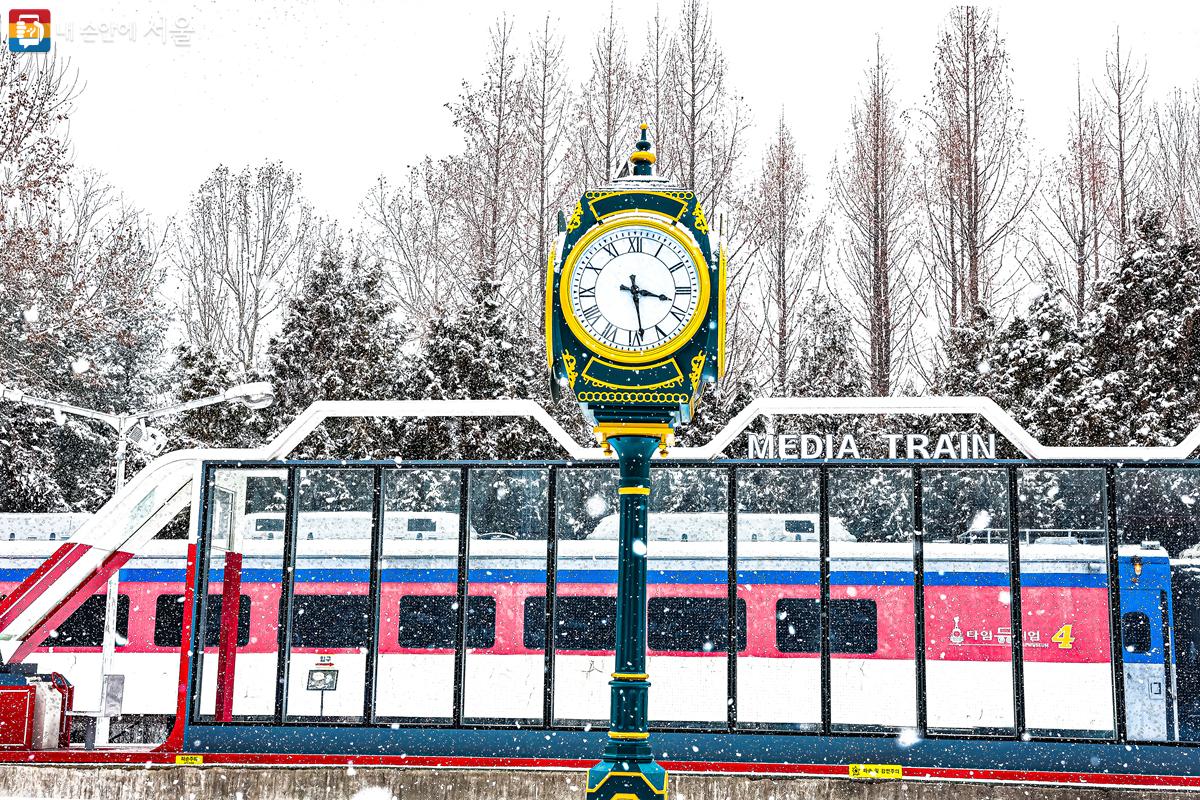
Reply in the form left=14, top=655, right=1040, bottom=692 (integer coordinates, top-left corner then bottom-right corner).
left=585, top=753, right=668, bottom=799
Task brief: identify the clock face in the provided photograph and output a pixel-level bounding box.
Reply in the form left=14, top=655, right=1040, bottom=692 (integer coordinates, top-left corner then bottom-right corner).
left=566, top=222, right=703, bottom=356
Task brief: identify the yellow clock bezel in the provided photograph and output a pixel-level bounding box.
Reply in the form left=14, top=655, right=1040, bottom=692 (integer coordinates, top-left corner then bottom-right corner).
left=559, top=213, right=710, bottom=365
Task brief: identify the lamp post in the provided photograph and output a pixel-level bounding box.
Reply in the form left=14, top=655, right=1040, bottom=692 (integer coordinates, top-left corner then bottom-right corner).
left=0, top=381, right=275, bottom=745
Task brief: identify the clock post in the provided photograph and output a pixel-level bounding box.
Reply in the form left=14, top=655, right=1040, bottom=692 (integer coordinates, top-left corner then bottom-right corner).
left=545, top=124, right=726, bottom=800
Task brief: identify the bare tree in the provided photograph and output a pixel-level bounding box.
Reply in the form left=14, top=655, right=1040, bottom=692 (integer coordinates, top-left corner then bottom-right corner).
left=917, top=6, right=1036, bottom=339
left=0, top=52, right=77, bottom=209
left=638, top=7, right=677, bottom=174
left=710, top=182, right=767, bottom=402
left=832, top=39, right=918, bottom=395
left=750, top=113, right=811, bottom=396
left=1100, top=29, right=1148, bottom=243
left=576, top=5, right=634, bottom=185
left=445, top=15, right=525, bottom=282
left=173, top=162, right=318, bottom=371
left=520, top=15, right=572, bottom=333
left=665, top=0, right=749, bottom=211
left=1150, top=84, right=1200, bottom=231
left=360, top=160, right=458, bottom=335
left=1032, top=70, right=1110, bottom=315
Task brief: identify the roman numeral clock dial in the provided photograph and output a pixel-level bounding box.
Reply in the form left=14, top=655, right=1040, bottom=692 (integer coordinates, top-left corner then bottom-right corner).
left=563, top=221, right=706, bottom=361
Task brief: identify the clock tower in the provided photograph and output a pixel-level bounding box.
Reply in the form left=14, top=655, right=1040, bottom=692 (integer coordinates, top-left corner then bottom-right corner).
left=546, top=124, right=726, bottom=800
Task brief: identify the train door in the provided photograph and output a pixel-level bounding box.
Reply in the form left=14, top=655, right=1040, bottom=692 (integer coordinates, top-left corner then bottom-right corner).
left=1118, top=548, right=1173, bottom=741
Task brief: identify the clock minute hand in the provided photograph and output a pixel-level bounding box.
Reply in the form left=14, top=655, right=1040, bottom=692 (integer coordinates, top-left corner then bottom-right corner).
left=622, top=274, right=644, bottom=333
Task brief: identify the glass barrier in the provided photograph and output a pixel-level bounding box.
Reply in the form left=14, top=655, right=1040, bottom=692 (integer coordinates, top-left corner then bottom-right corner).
left=1118, top=467, right=1200, bottom=743
left=828, top=466, right=916, bottom=731
left=1018, top=467, right=1114, bottom=738
left=645, top=466, right=730, bottom=727
left=198, top=466, right=288, bottom=721
left=553, top=467, right=619, bottom=726
left=285, top=468, right=374, bottom=722
left=463, top=467, right=549, bottom=723
left=735, top=466, right=820, bottom=730
left=188, top=459, right=1200, bottom=745
left=374, top=468, right=461, bottom=721
left=922, top=467, right=1015, bottom=734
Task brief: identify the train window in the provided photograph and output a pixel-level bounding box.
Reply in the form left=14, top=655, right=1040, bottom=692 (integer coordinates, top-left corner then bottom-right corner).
left=291, top=595, right=371, bottom=648
left=524, top=596, right=616, bottom=651
left=49, top=595, right=129, bottom=647
left=784, top=519, right=815, bottom=534
left=647, top=597, right=747, bottom=652
left=154, top=594, right=251, bottom=648
left=1122, top=611, right=1153, bottom=655
left=255, top=518, right=284, bottom=533
left=397, top=595, right=495, bottom=649
left=407, top=517, right=436, bottom=532
left=775, top=598, right=878, bottom=654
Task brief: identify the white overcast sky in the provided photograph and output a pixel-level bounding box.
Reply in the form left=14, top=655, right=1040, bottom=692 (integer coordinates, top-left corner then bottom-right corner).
left=50, top=1, right=1200, bottom=229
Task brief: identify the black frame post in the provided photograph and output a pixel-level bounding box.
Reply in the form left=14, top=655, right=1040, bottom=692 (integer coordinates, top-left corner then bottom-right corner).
left=274, top=466, right=300, bottom=723
left=912, top=465, right=928, bottom=738
left=726, top=465, right=738, bottom=731
left=364, top=467, right=384, bottom=723
left=1006, top=465, right=1027, bottom=738
left=1106, top=465, right=1127, bottom=742
left=819, top=466, right=831, bottom=734
left=543, top=466, right=559, bottom=726
left=452, top=467, right=470, bottom=727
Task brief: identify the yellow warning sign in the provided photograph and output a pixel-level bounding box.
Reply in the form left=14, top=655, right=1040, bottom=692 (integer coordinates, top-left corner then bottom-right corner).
left=175, top=754, right=204, bottom=766
left=848, top=764, right=902, bottom=780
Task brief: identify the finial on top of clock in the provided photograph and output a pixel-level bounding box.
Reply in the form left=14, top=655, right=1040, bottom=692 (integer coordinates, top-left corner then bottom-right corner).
left=629, top=122, right=656, bottom=176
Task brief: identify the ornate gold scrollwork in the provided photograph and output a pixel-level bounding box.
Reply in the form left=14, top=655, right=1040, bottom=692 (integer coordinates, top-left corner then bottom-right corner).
left=689, top=353, right=706, bottom=390
left=692, top=202, right=709, bottom=235
left=562, top=351, right=578, bottom=388
left=566, top=201, right=583, bottom=232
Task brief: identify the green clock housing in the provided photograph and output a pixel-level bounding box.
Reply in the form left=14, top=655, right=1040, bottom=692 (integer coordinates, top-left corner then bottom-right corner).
left=545, top=124, right=726, bottom=450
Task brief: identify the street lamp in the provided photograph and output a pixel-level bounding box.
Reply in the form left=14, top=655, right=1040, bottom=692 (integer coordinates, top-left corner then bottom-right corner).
left=0, top=381, right=275, bottom=746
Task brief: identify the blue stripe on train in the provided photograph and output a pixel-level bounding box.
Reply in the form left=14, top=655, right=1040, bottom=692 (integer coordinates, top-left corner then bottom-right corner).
left=0, top=567, right=1114, bottom=588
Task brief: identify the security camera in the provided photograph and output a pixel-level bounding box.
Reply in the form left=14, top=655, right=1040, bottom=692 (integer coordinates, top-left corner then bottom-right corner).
left=128, top=423, right=168, bottom=456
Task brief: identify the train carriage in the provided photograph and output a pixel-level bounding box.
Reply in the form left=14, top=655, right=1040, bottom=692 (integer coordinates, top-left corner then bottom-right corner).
left=0, top=509, right=1183, bottom=743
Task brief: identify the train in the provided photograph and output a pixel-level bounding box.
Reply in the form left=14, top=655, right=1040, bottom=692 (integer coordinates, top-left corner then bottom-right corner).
left=1, top=509, right=1197, bottom=744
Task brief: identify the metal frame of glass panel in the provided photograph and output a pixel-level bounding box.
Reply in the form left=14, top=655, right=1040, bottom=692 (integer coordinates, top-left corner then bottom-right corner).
left=186, top=457, right=1200, bottom=749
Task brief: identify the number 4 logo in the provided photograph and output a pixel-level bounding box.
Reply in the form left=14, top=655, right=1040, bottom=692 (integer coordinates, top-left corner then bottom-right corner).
left=1052, top=624, right=1075, bottom=649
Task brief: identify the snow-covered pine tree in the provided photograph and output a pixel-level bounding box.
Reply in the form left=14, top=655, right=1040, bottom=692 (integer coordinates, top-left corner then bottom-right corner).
left=933, top=308, right=999, bottom=399
left=1066, top=211, right=1200, bottom=447
left=164, top=344, right=269, bottom=449
left=988, top=291, right=1089, bottom=446
left=793, top=292, right=869, bottom=398
left=265, top=250, right=405, bottom=459
left=398, top=274, right=557, bottom=460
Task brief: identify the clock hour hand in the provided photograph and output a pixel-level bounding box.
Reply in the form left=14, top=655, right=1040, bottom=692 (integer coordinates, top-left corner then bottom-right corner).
left=637, top=288, right=671, bottom=302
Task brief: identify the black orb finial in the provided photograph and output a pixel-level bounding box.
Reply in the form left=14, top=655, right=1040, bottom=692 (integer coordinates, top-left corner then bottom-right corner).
left=629, top=122, right=655, bottom=176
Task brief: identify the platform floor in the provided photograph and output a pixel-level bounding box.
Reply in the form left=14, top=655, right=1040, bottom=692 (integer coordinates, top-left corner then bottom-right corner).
left=0, top=764, right=1198, bottom=800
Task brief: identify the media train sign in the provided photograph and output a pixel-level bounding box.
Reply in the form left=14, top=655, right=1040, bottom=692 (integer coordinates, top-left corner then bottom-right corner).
left=746, top=431, right=999, bottom=460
